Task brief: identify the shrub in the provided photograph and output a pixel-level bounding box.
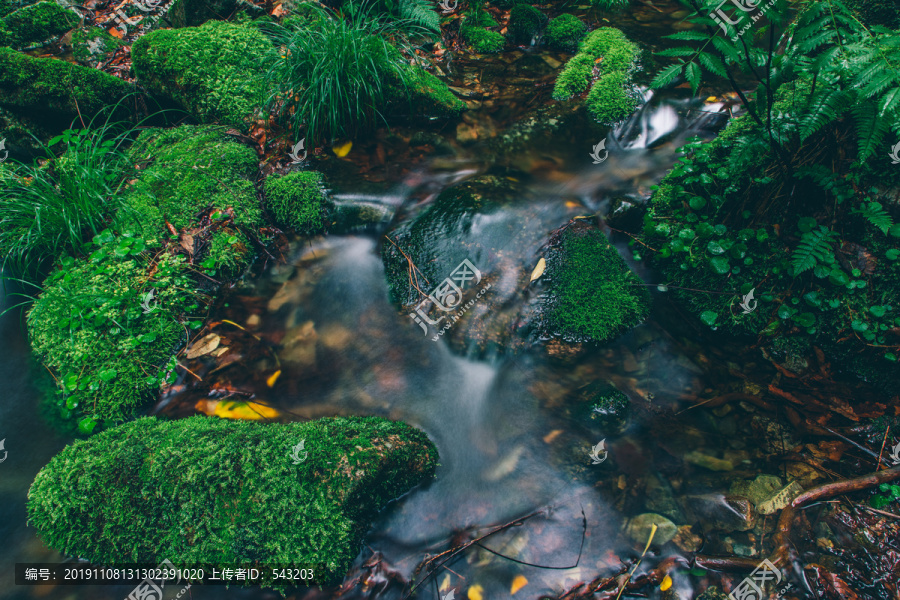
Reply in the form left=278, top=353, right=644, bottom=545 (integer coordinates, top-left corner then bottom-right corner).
left=507, top=4, right=546, bottom=44
left=264, top=171, right=329, bottom=235
left=3, top=1, right=77, bottom=48
left=27, top=232, right=198, bottom=433
left=460, top=23, right=506, bottom=53
left=545, top=13, right=586, bottom=52
left=131, top=21, right=275, bottom=129
left=27, top=415, right=440, bottom=588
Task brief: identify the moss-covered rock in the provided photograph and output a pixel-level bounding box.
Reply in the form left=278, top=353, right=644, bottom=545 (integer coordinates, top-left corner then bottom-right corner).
left=539, top=220, right=650, bottom=343
left=28, top=415, right=439, bottom=587
left=0, top=104, right=51, bottom=155
left=552, top=27, right=640, bottom=124
left=572, top=381, right=631, bottom=434
left=264, top=171, right=330, bottom=235
left=0, top=47, right=135, bottom=129
left=380, top=46, right=466, bottom=118
left=507, top=4, right=546, bottom=45
left=460, top=22, right=505, bottom=53
left=131, top=21, right=275, bottom=129
left=545, top=13, right=586, bottom=52
left=119, top=124, right=263, bottom=275
left=27, top=236, right=194, bottom=429
left=71, top=26, right=123, bottom=67
left=3, top=1, right=77, bottom=48
left=167, top=0, right=263, bottom=28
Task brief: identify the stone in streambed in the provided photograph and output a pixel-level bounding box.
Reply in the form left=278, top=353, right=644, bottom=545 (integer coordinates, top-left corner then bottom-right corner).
left=625, top=513, right=678, bottom=545
left=27, top=416, right=439, bottom=588
left=572, top=380, right=631, bottom=435
left=682, top=494, right=755, bottom=532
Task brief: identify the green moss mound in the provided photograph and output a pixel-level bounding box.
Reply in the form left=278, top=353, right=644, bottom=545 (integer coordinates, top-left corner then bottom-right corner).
left=28, top=415, right=439, bottom=587
left=71, top=26, right=123, bottom=66
left=541, top=221, right=650, bottom=343
left=167, top=0, right=264, bottom=28
left=27, top=235, right=195, bottom=430
left=552, top=27, right=640, bottom=124
left=0, top=47, right=134, bottom=128
left=460, top=22, right=505, bottom=53
left=3, top=1, right=76, bottom=48
left=508, top=4, right=546, bottom=44
left=545, top=13, right=586, bottom=52
left=132, top=21, right=275, bottom=129
left=120, top=125, right=262, bottom=275
left=264, top=171, right=329, bottom=235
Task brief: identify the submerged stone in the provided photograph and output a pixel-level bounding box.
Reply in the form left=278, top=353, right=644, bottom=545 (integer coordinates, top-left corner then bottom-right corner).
left=27, top=416, right=439, bottom=587
left=625, top=512, right=678, bottom=545
left=572, top=380, right=631, bottom=434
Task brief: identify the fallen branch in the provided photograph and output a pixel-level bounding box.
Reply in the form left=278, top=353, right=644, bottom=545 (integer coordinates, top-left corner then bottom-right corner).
left=792, top=465, right=900, bottom=507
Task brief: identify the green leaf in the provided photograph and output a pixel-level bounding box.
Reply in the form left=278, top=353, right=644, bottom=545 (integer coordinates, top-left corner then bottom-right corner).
left=685, top=62, right=701, bottom=96
left=700, top=310, right=718, bottom=327
left=709, top=256, right=730, bottom=274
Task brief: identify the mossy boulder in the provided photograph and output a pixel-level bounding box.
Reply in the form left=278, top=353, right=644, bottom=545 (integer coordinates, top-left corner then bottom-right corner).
left=167, top=0, right=263, bottom=28
left=545, top=13, right=586, bottom=52
left=572, top=381, right=631, bottom=434
left=552, top=27, right=640, bottom=124
left=264, top=171, right=330, bottom=235
left=27, top=236, right=194, bottom=430
left=3, top=1, right=77, bottom=48
left=382, top=49, right=465, bottom=118
left=0, top=104, right=52, bottom=155
left=27, top=415, right=439, bottom=587
left=460, top=22, right=505, bottom=53
left=538, top=220, right=650, bottom=343
left=0, top=47, right=135, bottom=130
left=119, top=124, right=263, bottom=277
left=507, top=4, right=546, bottom=45
left=71, top=26, right=123, bottom=67
left=131, top=21, right=275, bottom=129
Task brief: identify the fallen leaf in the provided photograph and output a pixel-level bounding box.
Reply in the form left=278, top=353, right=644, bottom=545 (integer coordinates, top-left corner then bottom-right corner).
left=215, top=401, right=279, bottom=420
left=266, top=370, right=281, bottom=388
left=660, top=574, right=673, bottom=591
left=706, top=96, right=718, bottom=102
left=186, top=333, right=220, bottom=359
left=543, top=429, right=563, bottom=444
left=333, top=140, right=352, bottom=157
left=179, top=233, right=195, bottom=256
left=510, top=575, right=528, bottom=595
left=530, top=257, right=546, bottom=282
left=439, top=574, right=451, bottom=592
left=467, top=584, right=483, bottom=600
left=210, top=346, right=229, bottom=357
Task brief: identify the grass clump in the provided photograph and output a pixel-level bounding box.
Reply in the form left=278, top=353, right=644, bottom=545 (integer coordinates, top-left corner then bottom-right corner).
left=131, top=21, right=275, bottom=129
left=552, top=27, right=639, bottom=124
left=507, top=4, right=546, bottom=44
left=264, top=171, right=329, bottom=235
left=28, top=415, right=439, bottom=587
left=541, top=221, right=650, bottom=343
left=460, top=22, right=505, bottom=53
left=26, top=232, right=198, bottom=433
left=545, top=13, right=586, bottom=52
left=3, top=1, right=77, bottom=48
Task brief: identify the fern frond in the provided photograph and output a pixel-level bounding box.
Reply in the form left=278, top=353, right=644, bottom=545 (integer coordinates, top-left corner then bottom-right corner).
left=800, top=89, right=852, bottom=140
left=853, top=202, right=893, bottom=234
left=399, top=0, right=440, bottom=31
left=792, top=226, right=837, bottom=274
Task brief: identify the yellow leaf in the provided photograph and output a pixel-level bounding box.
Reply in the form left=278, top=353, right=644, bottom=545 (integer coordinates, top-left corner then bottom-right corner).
left=266, top=370, right=281, bottom=388
left=706, top=96, right=718, bottom=102
left=510, top=575, right=528, bottom=595
left=467, top=584, right=483, bottom=600
left=530, top=257, right=546, bottom=282
left=660, top=574, right=673, bottom=591
left=439, top=574, right=451, bottom=592
left=213, top=401, right=279, bottom=420
left=333, top=140, right=352, bottom=157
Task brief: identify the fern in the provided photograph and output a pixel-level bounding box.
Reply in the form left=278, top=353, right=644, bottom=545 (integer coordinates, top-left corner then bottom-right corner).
left=398, top=0, right=439, bottom=31
left=853, top=201, right=893, bottom=234
left=792, top=226, right=838, bottom=274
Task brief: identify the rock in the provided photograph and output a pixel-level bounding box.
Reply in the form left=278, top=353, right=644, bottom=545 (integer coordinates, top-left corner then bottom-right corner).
left=132, top=21, right=274, bottom=129
left=27, top=416, right=439, bottom=588
left=605, top=195, right=647, bottom=234
left=281, top=320, right=317, bottom=367
left=644, top=473, right=685, bottom=522
left=507, top=4, right=547, bottom=45
left=572, top=381, right=631, bottom=435
left=625, top=513, right=678, bottom=545
left=683, top=494, right=755, bottom=532
left=71, top=26, right=123, bottom=68
left=671, top=525, right=702, bottom=552
left=729, top=474, right=783, bottom=507
left=696, top=587, right=729, bottom=600
left=456, top=121, right=479, bottom=144
left=329, top=200, right=393, bottom=234
left=684, top=450, right=735, bottom=471
left=2, top=1, right=77, bottom=48
left=757, top=481, right=804, bottom=515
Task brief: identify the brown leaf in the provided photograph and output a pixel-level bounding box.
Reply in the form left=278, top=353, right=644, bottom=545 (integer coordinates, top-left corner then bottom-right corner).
left=179, top=233, right=195, bottom=256
left=186, top=333, right=221, bottom=359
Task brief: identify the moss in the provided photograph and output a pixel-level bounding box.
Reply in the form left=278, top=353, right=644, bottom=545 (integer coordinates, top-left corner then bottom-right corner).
left=0, top=47, right=134, bottom=128
left=460, top=23, right=506, bottom=53
left=0, top=104, right=51, bottom=154
left=264, top=171, right=329, bottom=235
left=545, top=13, right=586, bottom=52
left=166, top=0, right=264, bottom=28
left=71, top=26, right=123, bottom=66
left=466, top=7, right=497, bottom=27
left=552, top=27, right=639, bottom=123
left=27, top=239, right=194, bottom=427
left=542, top=221, right=650, bottom=343
left=507, top=4, right=546, bottom=44
left=388, top=60, right=466, bottom=117
left=3, top=1, right=77, bottom=48
left=131, top=21, right=275, bottom=129
left=574, top=381, right=630, bottom=434
left=586, top=71, right=639, bottom=124
left=118, top=125, right=262, bottom=271
left=27, top=415, right=439, bottom=587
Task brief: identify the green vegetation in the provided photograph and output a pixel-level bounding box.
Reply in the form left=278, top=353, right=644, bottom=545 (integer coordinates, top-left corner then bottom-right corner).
left=845, top=0, right=900, bottom=28
left=27, top=232, right=198, bottom=433
left=264, top=171, right=330, bottom=235
left=28, top=415, right=439, bottom=587
left=262, top=5, right=461, bottom=140
left=460, top=22, right=505, bottom=53
left=544, top=13, right=586, bottom=52
left=344, top=0, right=440, bottom=32
left=871, top=483, right=900, bottom=509
left=552, top=27, right=640, bottom=124
left=507, top=4, right=545, bottom=45
left=131, top=21, right=275, bottom=129
left=71, top=27, right=123, bottom=66
left=541, top=221, right=650, bottom=343
left=0, top=125, right=131, bottom=277
left=166, top=0, right=264, bottom=28
left=643, top=0, right=900, bottom=385
left=590, top=0, right=629, bottom=10
left=3, top=1, right=77, bottom=48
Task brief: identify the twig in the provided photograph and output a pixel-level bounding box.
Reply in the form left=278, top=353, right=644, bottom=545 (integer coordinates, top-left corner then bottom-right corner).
left=877, top=426, right=890, bottom=470
left=175, top=361, right=202, bottom=381
left=792, top=465, right=900, bottom=507
left=859, top=504, right=900, bottom=520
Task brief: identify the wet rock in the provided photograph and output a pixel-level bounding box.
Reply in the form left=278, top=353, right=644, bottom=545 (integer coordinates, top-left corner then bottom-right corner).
left=683, top=494, right=755, bottom=532
left=605, top=195, right=647, bottom=234
left=330, top=201, right=393, bottom=234
left=696, top=587, right=729, bottom=600
left=625, top=513, right=678, bottom=545
left=671, top=525, right=702, bottom=552
left=456, top=121, right=479, bottom=144
left=71, top=26, right=123, bottom=68
left=757, top=481, right=803, bottom=515
left=572, top=380, right=631, bottom=435
left=644, top=473, right=685, bottom=522
left=683, top=450, right=735, bottom=471
left=281, top=320, right=317, bottom=367
left=729, top=474, right=783, bottom=507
